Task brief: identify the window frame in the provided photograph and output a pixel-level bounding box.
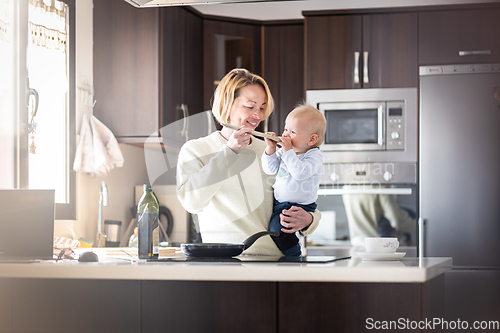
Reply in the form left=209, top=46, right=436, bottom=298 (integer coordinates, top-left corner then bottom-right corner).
left=58, top=0, right=75, bottom=220
left=12, top=0, right=75, bottom=220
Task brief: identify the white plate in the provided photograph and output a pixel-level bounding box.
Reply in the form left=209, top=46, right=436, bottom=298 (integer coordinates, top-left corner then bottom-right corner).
left=356, top=252, right=406, bottom=261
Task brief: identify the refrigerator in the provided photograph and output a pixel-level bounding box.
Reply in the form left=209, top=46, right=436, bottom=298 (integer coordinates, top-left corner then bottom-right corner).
left=419, top=63, right=500, bottom=325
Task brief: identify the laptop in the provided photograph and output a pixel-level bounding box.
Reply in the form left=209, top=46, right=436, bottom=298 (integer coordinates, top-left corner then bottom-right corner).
left=0, top=189, right=55, bottom=261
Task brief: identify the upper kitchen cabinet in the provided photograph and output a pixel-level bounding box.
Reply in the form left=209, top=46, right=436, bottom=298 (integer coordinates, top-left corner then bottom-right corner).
left=159, top=7, right=203, bottom=133
left=304, top=12, right=418, bottom=90
left=93, top=0, right=203, bottom=140
left=203, top=18, right=262, bottom=112
left=263, top=22, right=304, bottom=135
left=93, top=0, right=160, bottom=138
left=419, top=6, right=500, bottom=65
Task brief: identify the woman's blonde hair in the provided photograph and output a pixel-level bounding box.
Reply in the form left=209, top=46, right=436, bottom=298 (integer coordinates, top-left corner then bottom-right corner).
left=212, top=68, right=274, bottom=124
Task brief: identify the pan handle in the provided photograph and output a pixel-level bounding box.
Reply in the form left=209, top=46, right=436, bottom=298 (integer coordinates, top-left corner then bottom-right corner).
left=242, top=231, right=279, bottom=250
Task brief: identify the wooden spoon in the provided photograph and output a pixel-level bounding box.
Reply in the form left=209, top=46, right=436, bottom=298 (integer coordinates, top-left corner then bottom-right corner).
left=222, top=123, right=282, bottom=142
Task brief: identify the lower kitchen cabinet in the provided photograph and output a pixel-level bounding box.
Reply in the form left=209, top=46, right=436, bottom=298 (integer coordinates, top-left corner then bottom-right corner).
left=279, top=276, right=444, bottom=333
left=0, top=278, right=141, bottom=333
left=444, top=269, right=500, bottom=326
left=0, top=276, right=444, bottom=333
left=141, top=280, right=276, bottom=333
left=0, top=280, right=12, bottom=333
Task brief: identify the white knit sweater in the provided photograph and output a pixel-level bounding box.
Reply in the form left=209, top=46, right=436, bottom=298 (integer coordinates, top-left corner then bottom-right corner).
left=176, top=131, right=320, bottom=255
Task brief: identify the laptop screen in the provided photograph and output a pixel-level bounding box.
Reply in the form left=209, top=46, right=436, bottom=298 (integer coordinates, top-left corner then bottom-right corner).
left=0, top=189, right=55, bottom=261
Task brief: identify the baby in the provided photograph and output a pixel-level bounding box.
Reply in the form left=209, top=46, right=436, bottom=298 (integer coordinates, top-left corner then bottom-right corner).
left=261, top=103, right=326, bottom=256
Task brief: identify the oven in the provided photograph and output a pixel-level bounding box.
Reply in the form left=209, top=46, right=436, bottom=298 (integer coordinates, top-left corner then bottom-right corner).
left=305, top=88, right=419, bottom=249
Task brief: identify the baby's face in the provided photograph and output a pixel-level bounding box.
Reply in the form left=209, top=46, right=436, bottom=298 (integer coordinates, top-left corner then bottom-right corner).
left=282, top=116, right=314, bottom=154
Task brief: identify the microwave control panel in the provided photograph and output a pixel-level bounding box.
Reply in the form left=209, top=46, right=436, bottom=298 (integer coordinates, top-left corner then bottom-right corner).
left=386, top=102, right=405, bottom=150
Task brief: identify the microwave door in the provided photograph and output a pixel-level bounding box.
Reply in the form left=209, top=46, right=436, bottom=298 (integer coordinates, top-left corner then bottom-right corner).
left=320, top=102, right=386, bottom=151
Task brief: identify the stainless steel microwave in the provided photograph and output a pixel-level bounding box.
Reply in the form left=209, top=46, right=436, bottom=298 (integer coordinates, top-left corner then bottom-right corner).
left=306, top=88, right=417, bottom=165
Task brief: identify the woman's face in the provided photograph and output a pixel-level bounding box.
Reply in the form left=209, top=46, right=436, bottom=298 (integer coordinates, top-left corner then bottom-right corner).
left=228, top=84, right=266, bottom=130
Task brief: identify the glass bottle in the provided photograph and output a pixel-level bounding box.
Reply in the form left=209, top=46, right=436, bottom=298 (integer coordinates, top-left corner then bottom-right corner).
left=128, top=227, right=138, bottom=247
left=137, top=184, right=159, bottom=259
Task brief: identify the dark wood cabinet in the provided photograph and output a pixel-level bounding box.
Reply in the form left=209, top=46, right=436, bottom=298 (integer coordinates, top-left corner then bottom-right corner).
left=141, top=280, right=276, bottom=333
left=203, top=19, right=262, bottom=113
left=263, top=23, right=304, bottom=134
left=419, top=7, right=500, bottom=65
left=305, top=14, right=361, bottom=90
left=1, top=276, right=445, bottom=333
left=0, top=278, right=141, bottom=333
left=93, top=0, right=160, bottom=138
left=159, top=7, right=203, bottom=132
left=93, top=1, right=203, bottom=139
left=279, top=276, right=444, bottom=333
left=362, top=13, right=418, bottom=88
left=305, top=12, right=418, bottom=90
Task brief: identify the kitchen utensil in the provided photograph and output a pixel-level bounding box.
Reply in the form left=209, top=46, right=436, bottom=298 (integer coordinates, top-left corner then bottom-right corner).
left=181, top=231, right=279, bottom=257
left=221, top=123, right=282, bottom=142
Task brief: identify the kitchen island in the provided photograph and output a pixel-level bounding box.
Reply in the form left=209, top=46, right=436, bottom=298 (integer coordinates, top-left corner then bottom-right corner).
left=0, top=255, right=451, bottom=333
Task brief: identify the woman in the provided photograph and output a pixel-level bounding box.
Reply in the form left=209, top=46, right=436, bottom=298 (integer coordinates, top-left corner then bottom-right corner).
left=176, top=68, right=320, bottom=256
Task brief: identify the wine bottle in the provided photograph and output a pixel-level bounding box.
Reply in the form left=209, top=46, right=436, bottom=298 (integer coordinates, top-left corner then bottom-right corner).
left=137, top=184, right=159, bottom=259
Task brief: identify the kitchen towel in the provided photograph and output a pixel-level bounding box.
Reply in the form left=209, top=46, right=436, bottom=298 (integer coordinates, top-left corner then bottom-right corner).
left=73, top=113, right=124, bottom=178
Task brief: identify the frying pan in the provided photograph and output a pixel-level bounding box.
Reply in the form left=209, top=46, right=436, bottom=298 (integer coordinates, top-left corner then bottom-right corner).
left=181, top=231, right=279, bottom=257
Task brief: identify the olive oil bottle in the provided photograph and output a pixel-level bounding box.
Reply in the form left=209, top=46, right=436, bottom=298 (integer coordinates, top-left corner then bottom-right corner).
left=137, top=184, right=159, bottom=259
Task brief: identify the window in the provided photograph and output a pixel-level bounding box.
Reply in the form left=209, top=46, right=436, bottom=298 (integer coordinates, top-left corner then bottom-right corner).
left=0, top=0, right=75, bottom=219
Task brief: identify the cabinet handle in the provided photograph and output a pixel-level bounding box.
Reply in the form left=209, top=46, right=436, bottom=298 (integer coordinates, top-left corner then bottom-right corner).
left=180, top=104, right=189, bottom=139
left=363, top=51, right=369, bottom=84
left=459, top=50, right=491, bottom=56
left=353, top=52, right=360, bottom=84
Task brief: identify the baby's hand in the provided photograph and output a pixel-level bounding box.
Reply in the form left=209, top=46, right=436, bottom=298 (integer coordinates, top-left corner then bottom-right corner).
left=264, top=132, right=278, bottom=155
left=280, top=136, right=293, bottom=152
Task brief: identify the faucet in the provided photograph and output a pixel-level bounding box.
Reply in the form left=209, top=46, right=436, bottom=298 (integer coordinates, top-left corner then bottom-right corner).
left=95, top=181, right=109, bottom=247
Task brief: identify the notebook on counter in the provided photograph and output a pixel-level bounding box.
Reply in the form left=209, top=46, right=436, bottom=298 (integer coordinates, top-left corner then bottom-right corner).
left=0, top=189, right=55, bottom=261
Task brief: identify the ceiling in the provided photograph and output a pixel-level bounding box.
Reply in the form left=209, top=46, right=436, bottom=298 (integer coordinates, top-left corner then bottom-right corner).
left=191, top=0, right=496, bottom=21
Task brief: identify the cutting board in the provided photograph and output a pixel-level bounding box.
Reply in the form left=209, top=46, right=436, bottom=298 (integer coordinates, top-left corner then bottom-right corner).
left=74, top=247, right=179, bottom=258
